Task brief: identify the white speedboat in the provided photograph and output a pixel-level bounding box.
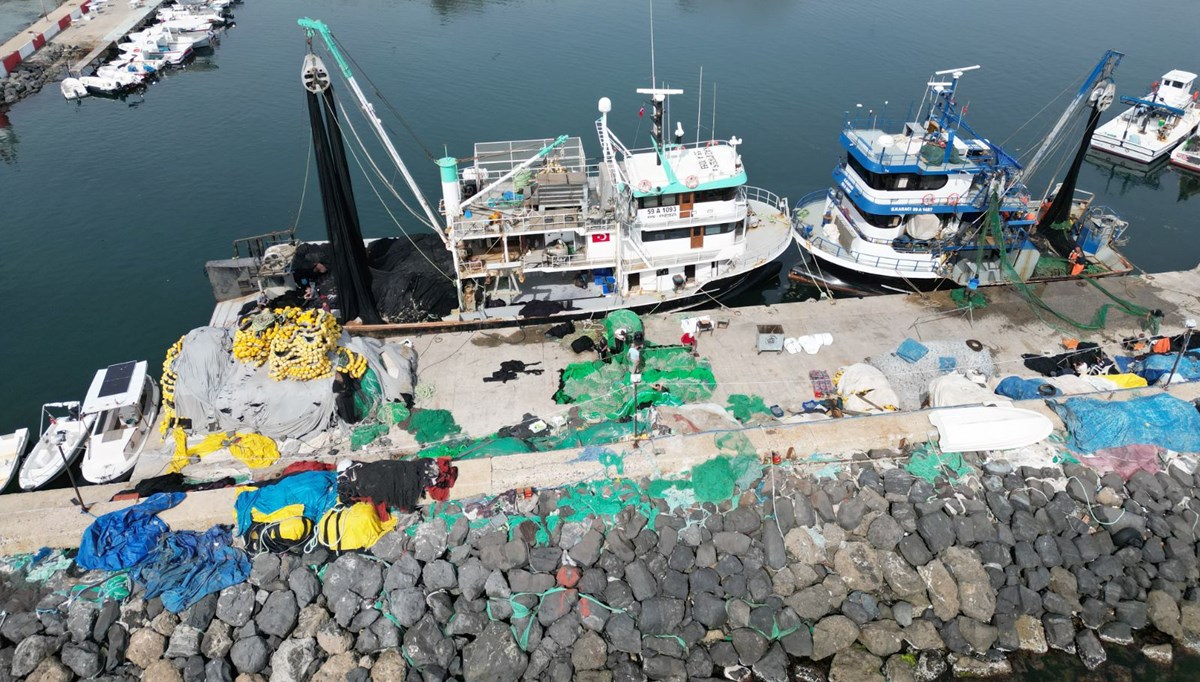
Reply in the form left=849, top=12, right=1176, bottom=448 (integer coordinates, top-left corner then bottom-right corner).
left=1090, top=70, right=1200, bottom=163
left=79, top=361, right=161, bottom=484
left=156, top=18, right=215, bottom=48
left=61, top=78, right=89, bottom=100
left=94, top=66, right=146, bottom=89
left=1170, top=134, right=1200, bottom=174
left=0, top=428, right=30, bottom=493
left=120, top=28, right=195, bottom=66
left=19, top=403, right=96, bottom=491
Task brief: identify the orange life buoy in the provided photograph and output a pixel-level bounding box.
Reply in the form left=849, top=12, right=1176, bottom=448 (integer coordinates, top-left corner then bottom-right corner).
left=946, top=193, right=960, bottom=206
left=921, top=194, right=935, bottom=206
left=685, top=175, right=699, bottom=189
left=638, top=179, right=652, bottom=193
left=706, top=140, right=717, bottom=147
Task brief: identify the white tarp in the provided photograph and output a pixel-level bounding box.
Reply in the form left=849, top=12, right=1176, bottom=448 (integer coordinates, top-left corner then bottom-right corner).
left=836, top=363, right=901, bottom=413
left=928, top=372, right=997, bottom=407
left=905, top=213, right=942, bottom=240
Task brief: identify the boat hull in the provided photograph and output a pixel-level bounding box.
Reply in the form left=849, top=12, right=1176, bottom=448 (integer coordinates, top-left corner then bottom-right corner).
left=0, top=428, right=30, bottom=494
left=19, top=417, right=93, bottom=491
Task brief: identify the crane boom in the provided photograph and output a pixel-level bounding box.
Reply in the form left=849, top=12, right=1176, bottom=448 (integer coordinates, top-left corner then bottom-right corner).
left=298, top=17, right=448, bottom=246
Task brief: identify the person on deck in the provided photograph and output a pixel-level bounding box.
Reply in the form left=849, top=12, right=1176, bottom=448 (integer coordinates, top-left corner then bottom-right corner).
left=1068, top=247, right=1086, bottom=276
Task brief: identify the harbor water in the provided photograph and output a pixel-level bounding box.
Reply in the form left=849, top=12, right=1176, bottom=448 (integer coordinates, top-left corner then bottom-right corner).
left=2, top=0, right=1200, bottom=672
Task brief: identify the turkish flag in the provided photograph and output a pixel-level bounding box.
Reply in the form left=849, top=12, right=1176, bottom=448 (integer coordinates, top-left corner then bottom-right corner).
left=591, top=233, right=611, bottom=243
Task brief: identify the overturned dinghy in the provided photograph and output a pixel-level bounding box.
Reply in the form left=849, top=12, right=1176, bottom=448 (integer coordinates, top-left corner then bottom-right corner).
left=61, top=78, right=89, bottom=100
left=929, top=401, right=1054, bottom=452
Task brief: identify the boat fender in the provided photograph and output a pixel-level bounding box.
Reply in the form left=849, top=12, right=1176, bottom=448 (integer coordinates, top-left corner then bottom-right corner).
left=946, top=193, right=959, bottom=206
left=921, top=193, right=935, bottom=206
left=685, top=175, right=699, bottom=189
left=638, top=179, right=652, bottom=193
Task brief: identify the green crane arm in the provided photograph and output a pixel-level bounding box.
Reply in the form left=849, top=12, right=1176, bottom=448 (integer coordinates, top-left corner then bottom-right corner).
left=298, top=17, right=352, bottom=80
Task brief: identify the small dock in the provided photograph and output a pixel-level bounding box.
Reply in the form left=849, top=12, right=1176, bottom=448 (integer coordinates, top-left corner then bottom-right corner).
left=66, top=0, right=169, bottom=75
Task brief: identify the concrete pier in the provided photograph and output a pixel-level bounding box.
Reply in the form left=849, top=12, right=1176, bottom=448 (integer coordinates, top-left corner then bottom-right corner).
left=2, top=267, right=1199, bottom=554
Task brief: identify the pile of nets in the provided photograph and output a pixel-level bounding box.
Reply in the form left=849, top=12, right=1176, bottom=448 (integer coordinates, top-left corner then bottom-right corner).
left=232, top=308, right=368, bottom=383
left=905, top=442, right=972, bottom=484
left=869, top=340, right=995, bottom=411
left=555, top=311, right=716, bottom=422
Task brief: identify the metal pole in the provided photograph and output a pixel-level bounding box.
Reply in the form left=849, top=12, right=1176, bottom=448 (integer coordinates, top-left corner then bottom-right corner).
left=57, top=443, right=90, bottom=514
left=1166, top=322, right=1195, bottom=386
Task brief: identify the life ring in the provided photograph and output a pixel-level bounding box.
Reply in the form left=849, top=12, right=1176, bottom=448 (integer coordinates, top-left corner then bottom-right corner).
left=685, top=175, right=699, bottom=189
left=1019, top=195, right=1030, bottom=207
left=946, top=193, right=959, bottom=207
left=706, top=140, right=717, bottom=147
left=921, top=194, right=935, bottom=206
left=638, top=179, right=652, bottom=193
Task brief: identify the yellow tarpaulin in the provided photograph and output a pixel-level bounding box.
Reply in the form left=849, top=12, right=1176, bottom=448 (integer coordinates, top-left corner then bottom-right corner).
left=316, top=503, right=398, bottom=551
left=169, top=429, right=281, bottom=473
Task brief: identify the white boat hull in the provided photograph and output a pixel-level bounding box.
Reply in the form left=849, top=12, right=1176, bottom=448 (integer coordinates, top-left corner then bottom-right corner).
left=19, top=415, right=95, bottom=491
left=1170, top=137, right=1200, bottom=174
left=0, top=428, right=30, bottom=493
left=80, top=378, right=161, bottom=484
left=61, top=78, right=89, bottom=100
left=929, top=402, right=1055, bottom=452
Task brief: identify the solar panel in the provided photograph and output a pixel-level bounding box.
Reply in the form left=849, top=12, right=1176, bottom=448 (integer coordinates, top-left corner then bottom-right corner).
left=97, top=361, right=137, bottom=398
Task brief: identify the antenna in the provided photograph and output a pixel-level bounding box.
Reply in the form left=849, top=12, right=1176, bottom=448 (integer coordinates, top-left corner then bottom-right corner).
left=649, top=0, right=656, bottom=90
left=711, top=83, right=717, bottom=143
left=696, top=66, right=703, bottom=145
left=935, top=65, right=981, bottom=76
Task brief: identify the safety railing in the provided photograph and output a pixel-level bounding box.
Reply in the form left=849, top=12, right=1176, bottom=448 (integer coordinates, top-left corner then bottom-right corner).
left=231, top=227, right=296, bottom=262
left=801, top=234, right=942, bottom=274
left=743, top=185, right=790, bottom=215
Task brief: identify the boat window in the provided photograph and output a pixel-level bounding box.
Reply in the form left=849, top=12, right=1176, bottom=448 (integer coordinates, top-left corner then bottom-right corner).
left=859, top=211, right=903, bottom=229
left=846, top=154, right=931, bottom=191
left=704, top=222, right=736, bottom=236
left=640, top=227, right=692, bottom=242
left=736, top=220, right=746, bottom=238
left=695, top=188, right=737, bottom=203
left=916, top=174, right=949, bottom=191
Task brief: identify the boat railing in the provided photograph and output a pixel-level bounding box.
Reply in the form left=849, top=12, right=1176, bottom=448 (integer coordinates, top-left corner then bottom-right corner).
left=623, top=247, right=727, bottom=271
left=624, top=139, right=734, bottom=156
left=1092, top=131, right=1167, bottom=157
left=231, top=227, right=297, bottom=263
left=842, top=126, right=977, bottom=171
left=637, top=198, right=748, bottom=230
left=803, top=234, right=941, bottom=274
left=836, top=166, right=988, bottom=210
left=743, top=185, right=790, bottom=216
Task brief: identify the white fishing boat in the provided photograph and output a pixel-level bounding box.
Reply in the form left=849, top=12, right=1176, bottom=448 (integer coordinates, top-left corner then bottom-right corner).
left=156, top=18, right=216, bottom=48
left=206, top=19, right=794, bottom=330
left=1090, top=70, right=1200, bottom=163
left=1170, top=134, right=1200, bottom=174
left=79, top=76, right=125, bottom=96
left=120, top=27, right=195, bottom=66
left=19, top=403, right=95, bottom=492
left=60, top=78, right=89, bottom=100
left=789, top=53, right=1136, bottom=296
left=0, top=428, right=30, bottom=493
left=94, top=66, right=146, bottom=89
left=157, top=6, right=227, bottom=26
left=79, top=361, right=161, bottom=484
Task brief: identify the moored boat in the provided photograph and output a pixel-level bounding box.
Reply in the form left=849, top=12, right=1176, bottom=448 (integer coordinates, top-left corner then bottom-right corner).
left=1090, top=70, right=1200, bottom=164
left=79, top=361, right=161, bottom=485
left=0, top=428, right=30, bottom=493
left=1170, top=134, right=1200, bottom=173
left=789, top=52, right=1136, bottom=296
left=19, top=403, right=95, bottom=492
left=60, top=78, right=88, bottom=100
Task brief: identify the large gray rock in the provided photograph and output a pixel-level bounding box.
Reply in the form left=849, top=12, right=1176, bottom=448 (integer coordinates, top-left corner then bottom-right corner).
left=422, top=560, right=457, bottom=592
left=731, top=628, right=769, bottom=665
left=786, top=584, right=832, bottom=621
left=257, top=591, right=299, bottom=639
left=640, top=598, right=684, bottom=636
left=858, top=620, right=903, bottom=657
left=125, top=628, right=165, bottom=670
left=867, top=515, right=904, bottom=551
left=812, top=615, right=860, bottom=660
left=956, top=616, right=998, bottom=653
left=916, top=510, right=956, bottom=554
left=288, top=567, right=320, bottom=608
left=828, top=645, right=884, bottom=682
left=201, top=620, right=233, bottom=660
left=1148, top=590, right=1183, bottom=638
left=1076, top=629, right=1107, bottom=670
left=411, top=519, right=448, bottom=562
left=1015, top=614, right=1048, bottom=653
left=918, top=559, right=959, bottom=621
left=165, top=624, right=202, bottom=658
left=59, top=641, right=100, bottom=679
left=833, top=542, right=882, bottom=592
left=942, top=547, right=995, bottom=622
left=462, top=622, right=527, bottom=681
left=763, top=520, right=787, bottom=570
left=230, top=636, right=270, bottom=675
left=713, top=531, right=752, bottom=555
left=571, top=630, right=607, bottom=671
left=205, top=658, right=234, bottom=682
left=323, top=554, right=383, bottom=600
left=481, top=541, right=529, bottom=571
left=880, top=550, right=924, bottom=597
left=269, top=638, right=316, bottom=682
left=784, top=527, right=823, bottom=563
left=458, top=558, right=489, bottom=601
left=216, top=584, right=256, bottom=627
left=387, top=587, right=426, bottom=628
left=623, top=560, right=658, bottom=601
left=66, top=600, right=97, bottom=644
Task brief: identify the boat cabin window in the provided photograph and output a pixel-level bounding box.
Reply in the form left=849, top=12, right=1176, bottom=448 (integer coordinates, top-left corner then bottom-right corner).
left=640, top=226, right=693, bottom=242
left=846, top=154, right=949, bottom=191
left=703, top=222, right=738, bottom=236
left=694, top=188, right=738, bottom=203
left=638, top=193, right=679, bottom=209
left=859, top=211, right=903, bottom=229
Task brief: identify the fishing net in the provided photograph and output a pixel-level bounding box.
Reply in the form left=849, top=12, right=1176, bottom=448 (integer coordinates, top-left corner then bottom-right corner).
left=350, top=424, right=389, bottom=451
left=554, top=346, right=715, bottom=422
left=406, top=409, right=462, bottom=444
left=603, top=309, right=644, bottom=348
left=905, top=442, right=971, bottom=484
left=725, top=394, right=773, bottom=423
left=950, top=288, right=988, bottom=310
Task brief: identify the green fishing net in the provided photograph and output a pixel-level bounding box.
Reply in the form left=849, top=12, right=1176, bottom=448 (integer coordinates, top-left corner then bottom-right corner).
left=905, top=442, right=971, bottom=484
left=726, top=394, right=773, bottom=423
left=406, top=409, right=462, bottom=444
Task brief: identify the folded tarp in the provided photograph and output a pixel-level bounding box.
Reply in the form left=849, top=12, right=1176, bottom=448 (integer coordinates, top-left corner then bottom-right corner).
left=995, top=376, right=1060, bottom=401
left=77, top=492, right=185, bottom=571
left=233, top=470, right=339, bottom=535
left=1137, top=353, right=1200, bottom=384
left=1049, top=393, right=1200, bottom=453
left=133, top=525, right=250, bottom=612
left=896, top=338, right=929, bottom=364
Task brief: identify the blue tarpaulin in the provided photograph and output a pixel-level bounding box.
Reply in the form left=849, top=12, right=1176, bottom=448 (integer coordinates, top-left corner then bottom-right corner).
left=1049, top=393, right=1200, bottom=453
left=995, top=376, right=1060, bottom=401
left=134, top=525, right=250, bottom=613
left=1137, top=353, right=1200, bottom=384
left=76, top=493, right=185, bottom=571
left=233, top=470, right=339, bottom=535
left=896, top=338, right=929, bottom=364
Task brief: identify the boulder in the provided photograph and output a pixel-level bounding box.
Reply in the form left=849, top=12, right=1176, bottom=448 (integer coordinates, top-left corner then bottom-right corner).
left=833, top=542, right=882, bottom=592
left=828, top=645, right=884, bottom=682
left=918, top=560, right=959, bottom=621
left=462, top=622, right=528, bottom=681
left=269, top=638, right=316, bottom=682
left=125, top=629, right=166, bottom=670
left=812, top=615, right=860, bottom=660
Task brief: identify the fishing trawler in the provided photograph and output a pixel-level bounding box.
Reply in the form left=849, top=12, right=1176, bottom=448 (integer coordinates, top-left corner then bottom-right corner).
left=206, top=19, right=793, bottom=330
left=789, top=53, right=1136, bottom=296
left=1090, top=70, right=1199, bottom=164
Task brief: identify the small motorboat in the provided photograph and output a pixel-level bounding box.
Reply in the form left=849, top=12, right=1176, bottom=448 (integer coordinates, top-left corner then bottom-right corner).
left=79, top=76, right=124, bottom=96
left=61, top=78, right=89, bottom=100
left=1170, top=134, right=1200, bottom=174
left=19, top=403, right=96, bottom=491
left=79, top=361, right=161, bottom=485
left=0, top=428, right=30, bottom=493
